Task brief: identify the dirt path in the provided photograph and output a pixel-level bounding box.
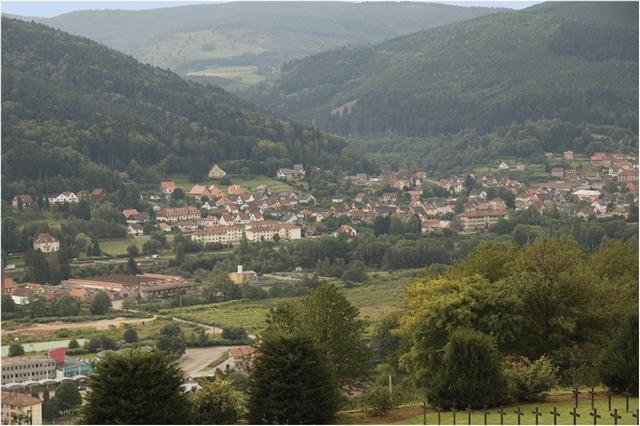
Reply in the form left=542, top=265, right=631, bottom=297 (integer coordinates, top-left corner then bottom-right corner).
left=2, top=316, right=157, bottom=337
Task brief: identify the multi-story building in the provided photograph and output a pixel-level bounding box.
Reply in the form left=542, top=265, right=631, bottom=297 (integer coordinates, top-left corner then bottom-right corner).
left=458, top=209, right=508, bottom=233
left=190, top=226, right=244, bottom=245
left=156, top=207, right=201, bottom=223
left=1, top=392, right=42, bottom=425
left=1, top=356, right=56, bottom=383
left=245, top=222, right=301, bottom=242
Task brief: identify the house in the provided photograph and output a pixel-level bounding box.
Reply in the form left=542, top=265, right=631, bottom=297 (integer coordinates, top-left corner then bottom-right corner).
left=208, top=164, right=227, bottom=179
left=91, top=188, right=106, bottom=200
left=245, top=222, right=302, bottom=242
left=498, top=162, right=510, bottom=170
left=126, top=212, right=149, bottom=224
left=354, top=193, right=366, bottom=203
left=127, top=224, right=144, bottom=237
left=2, top=277, right=17, bottom=295
left=228, top=265, right=259, bottom=285
left=334, top=224, right=357, bottom=237
left=160, top=181, right=177, bottom=194
left=421, top=220, right=449, bottom=233
left=158, top=223, right=172, bottom=233
left=156, top=207, right=201, bottom=223
left=551, top=167, right=565, bottom=178
left=1, top=392, right=42, bottom=425
left=276, top=165, right=305, bottom=180
left=33, top=233, right=60, bottom=253
left=229, top=346, right=256, bottom=370
left=11, top=194, right=33, bottom=209
left=48, top=347, right=93, bottom=378
left=618, top=169, right=638, bottom=183
left=563, top=151, right=574, bottom=161
left=572, top=189, right=601, bottom=202
left=122, top=208, right=140, bottom=219
left=47, top=192, right=79, bottom=205
left=188, top=185, right=210, bottom=199
left=227, top=185, right=244, bottom=195
left=207, top=185, right=225, bottom=198
left=591, top=153, right=611, bottom=167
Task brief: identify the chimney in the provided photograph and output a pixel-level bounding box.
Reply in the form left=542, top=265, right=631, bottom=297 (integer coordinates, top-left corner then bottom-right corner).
left=237, top=265, right=243, bottom=274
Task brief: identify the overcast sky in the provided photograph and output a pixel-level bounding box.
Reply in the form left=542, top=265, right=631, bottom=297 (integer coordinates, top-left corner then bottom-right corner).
left=2, top=1, right=539, bottom=18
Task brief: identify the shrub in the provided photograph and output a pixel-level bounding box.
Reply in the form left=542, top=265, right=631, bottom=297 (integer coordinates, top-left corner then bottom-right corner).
left=503, top=355, right=558, bottom=401
left=8, top=342, right=24, bottom=357
left=190, top=379, right=243, bottom=424
left=598, top=314, right=639, bottom=394
left=362, top=386, right=396, bottom=417
left=221, top=326, right=248, bottom=341
left=123, top=327, right=139, bottom=344
left=428, top=328, right=506, bottom=408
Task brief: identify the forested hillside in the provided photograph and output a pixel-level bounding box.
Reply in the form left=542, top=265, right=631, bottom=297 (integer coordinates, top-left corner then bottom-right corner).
left=28, top=2, right=498, bottom=89
left=247, top=2, right=638, bottom=166
left=1, top=18, right=374, bottom=200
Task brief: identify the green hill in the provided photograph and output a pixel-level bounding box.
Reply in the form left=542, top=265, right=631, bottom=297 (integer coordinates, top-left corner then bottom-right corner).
left=247, top=2, right=638, bottom=140
left=1, top=18, right=374, bottom=200
left=28, top=2, right=498, bottom=89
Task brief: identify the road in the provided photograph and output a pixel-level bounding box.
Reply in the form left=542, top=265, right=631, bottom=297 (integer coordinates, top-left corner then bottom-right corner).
left=180, top=346, right=239, bottom=377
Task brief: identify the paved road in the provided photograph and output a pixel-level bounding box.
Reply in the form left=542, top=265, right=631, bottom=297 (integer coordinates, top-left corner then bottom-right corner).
left=180, top=346, right=239, bottom=377
left=171, top=317, right=223, bottom=335
left=2, top=316, right=157, bottom=337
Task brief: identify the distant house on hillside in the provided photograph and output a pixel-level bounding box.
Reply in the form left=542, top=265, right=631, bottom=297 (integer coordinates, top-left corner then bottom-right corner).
left=12, top=194, right=34, bottom=209
left=208, top=164, right=227, bottom=179
left=229, top=346, right=256, bottom=370
left=33, top=233, right=60, bottom=253
left=160, top=181, right=177, bottom=194
left=276, top=164, right=305, bottom=180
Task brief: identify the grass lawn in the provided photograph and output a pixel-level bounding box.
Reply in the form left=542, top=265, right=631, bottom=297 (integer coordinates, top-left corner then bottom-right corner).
left=186, top=65, right=267, bottom=85
left=339, top=396, right=639, bottom=425
left=163, top=269, right=418, bottom=332
left=99, top=237, right=147, bottom=257
left=169, top=173, right=305, bottom=193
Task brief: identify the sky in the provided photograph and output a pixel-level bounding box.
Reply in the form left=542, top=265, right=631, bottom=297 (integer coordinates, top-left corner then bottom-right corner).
left=1, top=0, right=540, bottom=18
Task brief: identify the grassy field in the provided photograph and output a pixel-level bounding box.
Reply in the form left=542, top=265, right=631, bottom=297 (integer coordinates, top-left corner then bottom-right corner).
left=169, top=173, right=305, bottom=193
left=163, top=269, right=418, bottom=332
left=187, top=65, right=266, bottom=85
left=339, top=396, right=639, bottom=425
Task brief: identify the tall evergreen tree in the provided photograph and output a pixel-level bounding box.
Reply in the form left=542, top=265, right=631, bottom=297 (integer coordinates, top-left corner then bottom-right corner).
left=81, top=349, right=189, bottom=424
left=248, top=334, right=339, bottom=424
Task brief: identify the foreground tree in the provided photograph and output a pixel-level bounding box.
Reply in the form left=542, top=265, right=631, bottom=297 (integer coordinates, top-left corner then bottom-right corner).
left=248, top=334, right=339, bottom=424
left=266, top=283, right=369, bottom=384
left=80, top=349, right=189, bottom=424
left=428, top=328, right=506, bottom=408
left=190, top=379, right=243, bottom=424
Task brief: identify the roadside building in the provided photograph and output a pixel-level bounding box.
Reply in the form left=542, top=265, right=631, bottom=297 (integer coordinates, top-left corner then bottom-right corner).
left=228, top=265, right=259, bottom=285
left=1, top=392, right=42, bottom=425
left=33, top=233, right=60, bottom=253
left=229, top=346, right=256, bottom=371
left=11, top=195, right=33, bottom=210
left=156, top=207, right=201, bottom=223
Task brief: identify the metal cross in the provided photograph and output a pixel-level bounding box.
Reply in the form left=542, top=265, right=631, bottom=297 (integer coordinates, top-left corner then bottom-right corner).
left=607, top=391, right=612, bottom=412
left=452, top=403, right=457, bottom=425
left=483, top=406, right=490, bottom=425
left=623, top=392, right=632, bottom=412
left=570, top=407, right=581, bottom=425
left=497, top=406, right=506, bottom=425
left=590, top=408, right=601, bottom=425
left=422, top=400, right=428, bottom=426
left=514, top=407, right=524, bottom=425
left=436, top=406, right=442, bottom=426
left=550, top=407, right=560, bottom=425
left=532, top=407, right=542, bottom=425
left=588, top=387, right=596, bottom=409
left=573, top=387, right=582, bottom=408
left=466, top=405, right=472, bottom=425
left=610, top=408, right=622, bottom=425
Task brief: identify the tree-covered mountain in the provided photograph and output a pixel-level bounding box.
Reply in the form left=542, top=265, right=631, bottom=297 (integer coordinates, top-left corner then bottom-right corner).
left=247, top=2, right=638, bottom=145
left=24, top=2, right=498, bottom=89
left=1, top=18, right=374, bottom=200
